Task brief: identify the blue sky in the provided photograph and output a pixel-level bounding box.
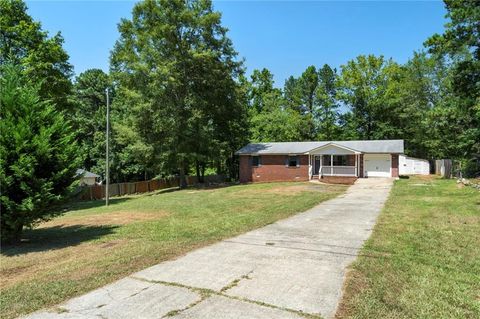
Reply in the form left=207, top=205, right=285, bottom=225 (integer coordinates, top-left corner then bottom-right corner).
left=26, top=1, right=447, bottom=86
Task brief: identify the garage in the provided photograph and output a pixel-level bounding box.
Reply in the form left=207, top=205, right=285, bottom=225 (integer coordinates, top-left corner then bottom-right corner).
left=364, top=154, right=391, bottom=177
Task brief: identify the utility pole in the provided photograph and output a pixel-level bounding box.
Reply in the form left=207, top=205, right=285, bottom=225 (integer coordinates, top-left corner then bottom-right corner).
left=105, top=88, right=110, bottom=206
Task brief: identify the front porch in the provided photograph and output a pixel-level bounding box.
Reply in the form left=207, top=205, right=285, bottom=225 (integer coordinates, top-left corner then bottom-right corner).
left=307, top=144, right=362, bottom=182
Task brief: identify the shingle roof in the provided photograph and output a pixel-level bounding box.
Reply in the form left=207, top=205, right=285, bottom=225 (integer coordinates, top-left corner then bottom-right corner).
left=76, top=169, right=100, bottom=178
left=235, top=140, right=404, bottom=155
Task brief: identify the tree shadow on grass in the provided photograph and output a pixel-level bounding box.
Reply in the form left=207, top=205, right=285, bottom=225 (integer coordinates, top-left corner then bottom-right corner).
left=1, top=224, right=119, bottom=257
left=64, top=196, right=133, bottom=212
left=142, top=183, right=237, bottom=197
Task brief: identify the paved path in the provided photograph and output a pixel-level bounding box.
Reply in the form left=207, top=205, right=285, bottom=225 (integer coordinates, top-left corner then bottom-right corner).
left=25, top=178, right=393, bottom=319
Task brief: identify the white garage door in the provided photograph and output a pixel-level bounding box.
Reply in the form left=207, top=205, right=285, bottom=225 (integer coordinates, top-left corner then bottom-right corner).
left=364, top=154, right=391, bottom=177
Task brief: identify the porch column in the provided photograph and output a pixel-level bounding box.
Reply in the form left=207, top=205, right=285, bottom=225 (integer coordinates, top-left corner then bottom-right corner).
left=330, top=154, right=333, bottom=175
left=355, top=154, right=358, bottom=177
left=308, top=154, right=313, bottom=180
left=319, top=155, right=322, bottom=177
left=359, top=154, right=364, bottom=178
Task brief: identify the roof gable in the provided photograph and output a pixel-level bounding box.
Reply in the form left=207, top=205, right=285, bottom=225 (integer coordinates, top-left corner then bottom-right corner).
left=308, top=143, right=360, bottom=154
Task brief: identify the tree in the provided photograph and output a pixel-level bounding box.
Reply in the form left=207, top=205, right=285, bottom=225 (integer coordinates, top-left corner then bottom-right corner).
left=250, top=68, right=276, bottom=112
left=338, top=55, right=403, bottom=140
left=0, top=0, right=73, bottom=110
left=72, top=69, right=113, bottom=176
left=298, top=66, right=319, bottom=116
left=249, top=89, right=306, bottom=142
left=393, top=52, right=450, bottom=158
left=284, top=75, right=302, bottom=113
left=0, top=65, right=81, bottom=243
left=425, top=0, right=480, bottom=166
left=316, top=64, right=340, bottom=140
left=110, top=0, right=247, bottom=186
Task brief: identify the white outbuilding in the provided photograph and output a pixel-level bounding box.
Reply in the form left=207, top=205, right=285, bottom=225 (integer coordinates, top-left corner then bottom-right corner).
left=399, top=155, right=430, bottom=175
left=76, top=169, right=100, bottom=186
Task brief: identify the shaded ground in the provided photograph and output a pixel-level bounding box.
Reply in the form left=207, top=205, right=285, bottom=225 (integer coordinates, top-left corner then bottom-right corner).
left=0, top=182, right=346, bottom=319
left=336, top=176, right=480, bottom=319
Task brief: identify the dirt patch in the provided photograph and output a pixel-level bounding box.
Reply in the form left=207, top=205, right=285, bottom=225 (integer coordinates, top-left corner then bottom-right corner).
left=40, top=211, right=168, bottom=228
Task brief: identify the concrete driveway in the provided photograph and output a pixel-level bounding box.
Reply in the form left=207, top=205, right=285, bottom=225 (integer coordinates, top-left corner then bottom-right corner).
left=25, top=178, right=393, bottom=319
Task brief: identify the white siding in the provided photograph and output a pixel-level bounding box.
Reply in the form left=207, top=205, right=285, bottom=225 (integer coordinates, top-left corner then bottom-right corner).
left=399, top=155, right=430, bottom=175
left=364, top=154, right=391, bottom=177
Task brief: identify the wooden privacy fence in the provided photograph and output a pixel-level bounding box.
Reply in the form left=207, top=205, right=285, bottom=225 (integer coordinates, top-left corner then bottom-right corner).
left=79, top=175, right=226, bottom=201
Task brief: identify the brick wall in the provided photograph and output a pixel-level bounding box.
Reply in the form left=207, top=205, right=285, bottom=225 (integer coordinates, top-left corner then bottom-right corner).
left=320, top=176, right=357, bottom=185
left=391, top=154, right=399, bottom=177
left=239, top=155, right=309, bottom=183
left=346, top=154, right=356, bottom=166
left=359, top=154, right=364, bottom=177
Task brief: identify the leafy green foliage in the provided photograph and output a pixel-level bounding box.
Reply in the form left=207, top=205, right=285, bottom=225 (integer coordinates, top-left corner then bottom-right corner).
left=425, top=0, right=480, bottom=166
left=72, top=69, right=112, bottom=177
left=0, top=65, right=81, bottom=243
left=110, top=0, right=248, bottom=184
left=338, top=55, right=403, bottom=140
left=0, top=0, right=73, bottom=110
left=316, top=64, right=340, bottom=140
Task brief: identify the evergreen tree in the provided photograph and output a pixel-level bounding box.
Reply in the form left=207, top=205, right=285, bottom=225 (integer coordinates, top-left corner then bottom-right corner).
left=316, top=64, right=340, bottom=140
left=0, top=65, right=81, bottom=243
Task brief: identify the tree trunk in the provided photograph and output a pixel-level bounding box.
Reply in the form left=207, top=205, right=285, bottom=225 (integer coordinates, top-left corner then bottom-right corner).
left=2, top=222, right=23, bottom=245
left=179, top=161, right=188, bottom=189
left=200, top=162, right=205, bottom=183
left=195, top=159, right=204, bottom=184
left=227, top=151, right=236, bottom=181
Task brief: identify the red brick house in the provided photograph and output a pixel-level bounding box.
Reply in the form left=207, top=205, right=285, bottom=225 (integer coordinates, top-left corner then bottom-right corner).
left=236, top=140, right=403, bottom=184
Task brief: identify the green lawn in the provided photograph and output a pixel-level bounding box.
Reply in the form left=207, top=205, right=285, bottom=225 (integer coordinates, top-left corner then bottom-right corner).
left=0, top=182, right=346, bottom=319
left=337, top=176, right=480, bottom=319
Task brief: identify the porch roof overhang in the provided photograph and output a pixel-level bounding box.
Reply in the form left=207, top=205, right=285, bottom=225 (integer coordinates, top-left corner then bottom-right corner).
left=306, top=143, right=361, bottom=155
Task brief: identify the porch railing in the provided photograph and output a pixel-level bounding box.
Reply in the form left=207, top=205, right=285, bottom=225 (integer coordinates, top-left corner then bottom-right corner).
left=321, top=166, right=356, bottom=176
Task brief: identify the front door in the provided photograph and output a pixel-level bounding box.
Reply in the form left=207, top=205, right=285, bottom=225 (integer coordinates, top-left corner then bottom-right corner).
left=314, top=156, right=321, bottom=175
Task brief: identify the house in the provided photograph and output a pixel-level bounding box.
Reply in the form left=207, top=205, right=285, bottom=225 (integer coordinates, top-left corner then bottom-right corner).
left=236, top=140, right=404, bottom=184
left=76, top=169, right=101, bottom=186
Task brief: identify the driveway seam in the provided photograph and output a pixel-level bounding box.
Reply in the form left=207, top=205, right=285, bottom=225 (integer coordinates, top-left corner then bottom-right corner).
left=129, top=276, right=322, bottom=318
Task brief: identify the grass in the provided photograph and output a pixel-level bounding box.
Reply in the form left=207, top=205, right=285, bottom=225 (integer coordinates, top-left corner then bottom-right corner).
left=336, top=176, right=480, bottom=319
left=0, top=181, right=346, bottom=319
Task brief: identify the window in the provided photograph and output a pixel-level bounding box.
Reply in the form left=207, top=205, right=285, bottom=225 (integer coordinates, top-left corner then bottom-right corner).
left=333, top=155, right=348, bottom=166
left=288, top=156, right=298, bottom=167
left=322, top=155, right=331, bottom=166
left=252, top=156, right=261, bottom=167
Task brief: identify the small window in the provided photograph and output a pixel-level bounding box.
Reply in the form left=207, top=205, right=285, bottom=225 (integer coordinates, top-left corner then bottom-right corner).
left=288, top=156, right=298, bottom=167
left=252, top=156, right=261, bottom=167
